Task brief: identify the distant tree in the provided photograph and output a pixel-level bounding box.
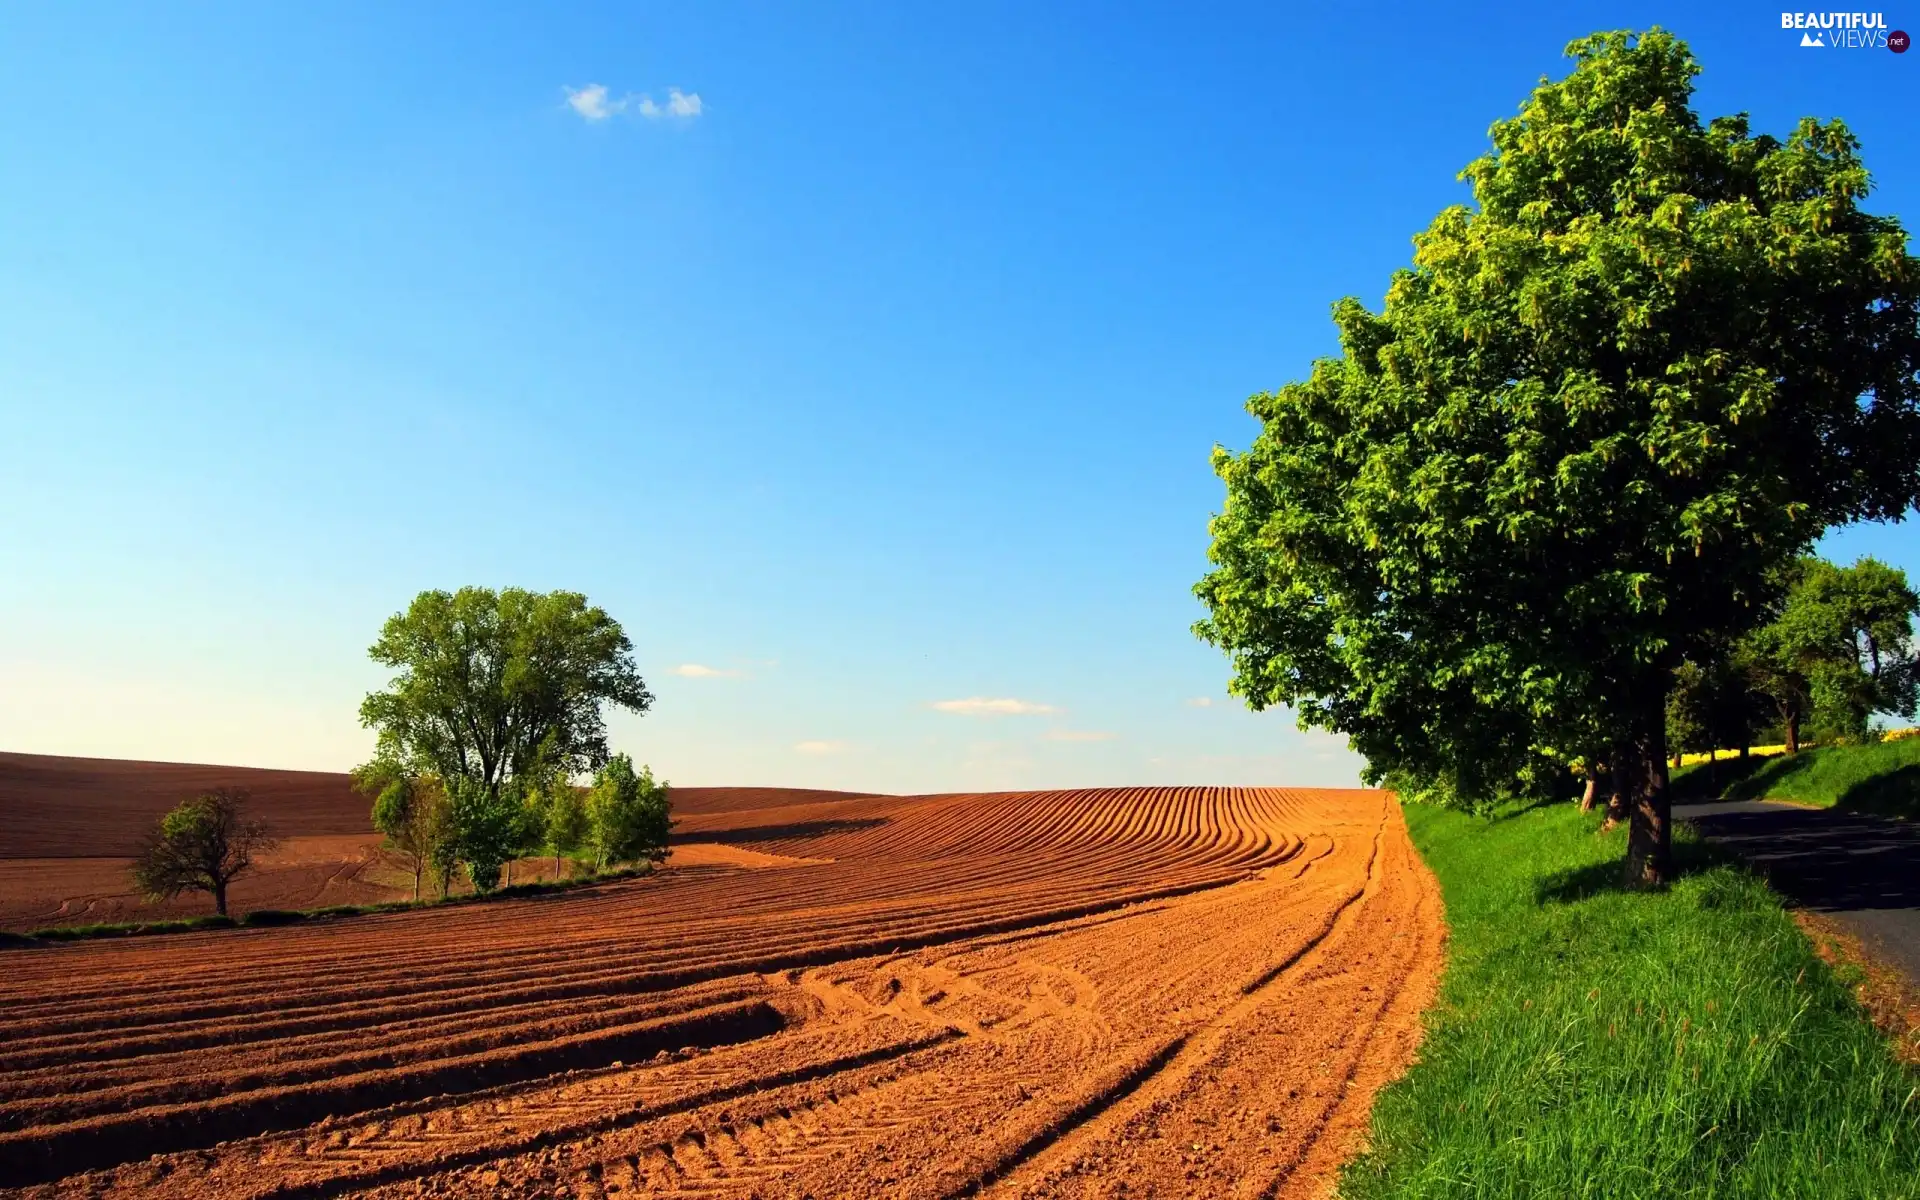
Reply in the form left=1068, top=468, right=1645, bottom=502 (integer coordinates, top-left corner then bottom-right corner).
left=586, top=754, right=672, bottom=871
left=1665, top=662, right=1714, bottom=766
left=1743, top=557, right=1920, bottom=751
left=356, top=587, right=654, bottom=885
left=368, top=775, right=452, bottom=902
left=429, top=834, right=462, bottom=899
left=1194, top=30, right=1920, bottom=886
left=130, top=790, right=278, bottom=917
left=1807, top=557, right=1920, bottom=736
left=1666, top=655, right=1767, bottom=783
left=541, top=783, right=591, bottom=880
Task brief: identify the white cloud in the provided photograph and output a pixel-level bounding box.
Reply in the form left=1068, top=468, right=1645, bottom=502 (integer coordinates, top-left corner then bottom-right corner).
left=1044, top=729, right=1116, bottom=742
left=671, top=664, right=742, bottom=678
left=793, top=740, right=847, bottom=756
left=564, top=83, right=624, bottom=121
left=1186, top=697, right=1214, bottom=708
left=564, top=84, right=702, bottom=123
left=930, top=697, right=1059, bottom=717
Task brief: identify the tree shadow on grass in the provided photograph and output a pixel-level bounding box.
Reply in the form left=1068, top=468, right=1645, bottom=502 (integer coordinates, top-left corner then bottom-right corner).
left=1670, top=756, right=1772, bottom=803
left=1534, top=832, right=1725, bottom=904
left=1836, top=765, right=1920, bottom=822
left=1485, top=795, right=1567, bottom=823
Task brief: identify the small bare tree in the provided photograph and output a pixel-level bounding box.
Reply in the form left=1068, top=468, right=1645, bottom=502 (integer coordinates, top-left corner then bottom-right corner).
left=130, top=789, right=278, bottom=917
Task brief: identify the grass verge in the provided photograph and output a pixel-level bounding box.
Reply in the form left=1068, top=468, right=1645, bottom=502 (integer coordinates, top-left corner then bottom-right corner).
left=7, top=862, right=655, bottom=948
left=1671, top=737, right=1920, bottom=818
left=1340, top=802, right=1920, bottom=1200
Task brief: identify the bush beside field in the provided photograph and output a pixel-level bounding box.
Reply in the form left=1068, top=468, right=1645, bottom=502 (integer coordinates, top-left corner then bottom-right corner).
left=1341, top=803, right=1920, bottom=1199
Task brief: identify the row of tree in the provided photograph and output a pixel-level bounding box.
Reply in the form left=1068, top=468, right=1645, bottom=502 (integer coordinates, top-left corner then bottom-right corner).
left=361, top=753, right=670, bottom=899
left=1666, top=556, right=1919, bottom=766
left=1194, top=29, right=1920, bottom=885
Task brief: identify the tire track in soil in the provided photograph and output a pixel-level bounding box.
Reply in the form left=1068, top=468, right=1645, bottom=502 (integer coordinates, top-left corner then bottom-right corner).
left=0, top=787, right=1443, bottom=1200
left=951, top=833, right=1382, bottom=1199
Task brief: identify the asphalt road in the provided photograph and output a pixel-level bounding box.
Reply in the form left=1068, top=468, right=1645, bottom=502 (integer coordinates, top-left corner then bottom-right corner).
left=1675, top=800, right=1920, bottom=986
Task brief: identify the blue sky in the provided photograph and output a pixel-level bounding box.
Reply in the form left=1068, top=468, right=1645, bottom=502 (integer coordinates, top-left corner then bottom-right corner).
left=0, top=3, right=1912, bottom=792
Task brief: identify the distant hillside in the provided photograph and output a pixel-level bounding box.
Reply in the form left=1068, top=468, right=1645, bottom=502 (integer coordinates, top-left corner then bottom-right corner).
left=668, top=786, right=886, bottom=815
left=0, top=751, right=889, bottom=858
left=0, top=752, right=369, bottom=857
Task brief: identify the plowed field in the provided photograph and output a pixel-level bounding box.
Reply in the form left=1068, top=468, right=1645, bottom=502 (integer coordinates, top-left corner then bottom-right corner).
left=0, top=785, right=1443, bottom=1199
left=0, top=752, right=882, bottom=930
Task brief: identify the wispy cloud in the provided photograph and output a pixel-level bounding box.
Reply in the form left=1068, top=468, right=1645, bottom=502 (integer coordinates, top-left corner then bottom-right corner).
left=671, top=664, right=742, bottom=679
left=930, top=697, right=1058, bottom=717
left=565, top=83, right=703, bottom=122
left=564, top=83, right=623, bottom=120
left=1186, top=697, right=1214, bottom=708
left=1044, top=729, right=1116, bottom=742
left=793, top=740, right=847, bottom=756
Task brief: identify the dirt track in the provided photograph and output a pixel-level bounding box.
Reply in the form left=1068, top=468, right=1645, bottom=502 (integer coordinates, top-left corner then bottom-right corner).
left=0, top=785, right=1443, bottom=1198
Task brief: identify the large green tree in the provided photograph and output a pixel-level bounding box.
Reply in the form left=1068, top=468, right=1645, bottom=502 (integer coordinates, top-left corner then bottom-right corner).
left=1196, top=29, right=1920, bottom=885
left=359, top=586, right=653, bottom=805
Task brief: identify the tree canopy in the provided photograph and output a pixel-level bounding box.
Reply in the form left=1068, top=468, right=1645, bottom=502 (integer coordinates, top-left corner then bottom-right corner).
left=1195, top=29, right=1920, bottom=885
left=369, top=774, right=452, bottom=901
left=359, top=587, right=653, bottom=799
left=1741, top=556, right=1920, bottom=749
left=585, top=754, right=672, bottom=870
left=130, top=790, right=278, bottom=917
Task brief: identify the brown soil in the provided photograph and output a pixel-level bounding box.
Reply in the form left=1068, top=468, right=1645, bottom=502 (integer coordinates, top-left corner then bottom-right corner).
left=0, top=754, right=901, bottom=930
left=0, top=752, right=372, bottom=858
left=0, top=836, right=405, bottom=929
left=0, top=783, right=1444, bottom=1199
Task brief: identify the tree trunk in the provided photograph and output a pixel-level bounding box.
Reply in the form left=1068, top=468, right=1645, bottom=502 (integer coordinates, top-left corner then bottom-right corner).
left=1623, top=684, right=1673, bottom=889
left=1602, top=752, right=1630, bottom=829
left=1740, top=743, right=1749, bottom=760
left=1708, top=747, right=1717, bottom=790
left=1786, top=712, right=1800, bottom=755
left=554, top=853, right=563, bottom=881
left=1579, top=775, right=1598, bottom=813
left=212, top=880, right=229, bottom=917
left=412, top=858, right=423, bottom=903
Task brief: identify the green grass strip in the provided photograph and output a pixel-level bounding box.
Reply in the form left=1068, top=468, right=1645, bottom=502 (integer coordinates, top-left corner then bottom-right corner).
left=1672, top=737, right=1920, bottom=819
left=1341, top=802, right=1920, bottom=1200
